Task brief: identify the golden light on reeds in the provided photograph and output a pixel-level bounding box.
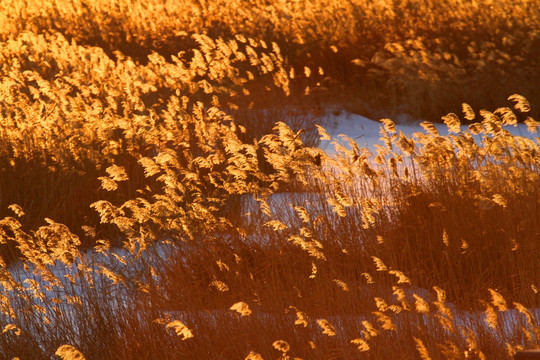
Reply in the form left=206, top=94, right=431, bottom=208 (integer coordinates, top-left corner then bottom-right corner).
left=166, top=320, right=194, bottom=340
left=55, top=345, right=86, bottom=360
left=0, top=0, right=538, bottom=358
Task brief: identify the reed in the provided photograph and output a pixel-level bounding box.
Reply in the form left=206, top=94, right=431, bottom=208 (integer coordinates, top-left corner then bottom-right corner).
left=0, top=2, right=539, bottom=359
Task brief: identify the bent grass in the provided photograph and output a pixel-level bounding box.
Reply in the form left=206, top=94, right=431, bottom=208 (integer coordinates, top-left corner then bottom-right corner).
left=0, top=9, right=538, bottom=360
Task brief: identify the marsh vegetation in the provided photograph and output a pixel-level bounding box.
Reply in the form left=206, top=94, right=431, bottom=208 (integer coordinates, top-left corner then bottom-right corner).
left=0, top=0, right=539, bottom=359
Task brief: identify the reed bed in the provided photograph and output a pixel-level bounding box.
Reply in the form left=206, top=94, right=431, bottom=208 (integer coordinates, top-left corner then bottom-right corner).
left=0, top=0, right=538, bottom=119
left=0, top=1, right=539, bottom=359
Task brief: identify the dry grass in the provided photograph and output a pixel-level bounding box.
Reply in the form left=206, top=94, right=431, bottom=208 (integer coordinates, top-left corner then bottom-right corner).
left=0, top=1, right=539, bottom=359
left=0, top=0, right=538, bottom=119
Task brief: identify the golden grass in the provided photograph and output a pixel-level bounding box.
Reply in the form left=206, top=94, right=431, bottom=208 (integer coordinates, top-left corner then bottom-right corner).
left=0, top=0, right=538, bottom=119
left=0, top=1, right=539, bottom=359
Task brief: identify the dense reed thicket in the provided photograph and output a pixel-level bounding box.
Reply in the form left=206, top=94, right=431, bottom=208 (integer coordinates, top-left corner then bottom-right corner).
left=0, top=1, right=539, bottom=359
left=0, top=0, right=539, bottom=119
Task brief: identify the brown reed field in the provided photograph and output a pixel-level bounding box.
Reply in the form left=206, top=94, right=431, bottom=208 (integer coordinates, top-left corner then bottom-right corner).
left=0, top=0, right=539, bottom=359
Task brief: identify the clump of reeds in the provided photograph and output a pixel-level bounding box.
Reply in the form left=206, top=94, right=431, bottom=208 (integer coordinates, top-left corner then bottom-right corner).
left=0, top=0, right=538, bottom=119
left=1, top=87, right=538, bottom=358
left=0, top=7, right=539, bottom=358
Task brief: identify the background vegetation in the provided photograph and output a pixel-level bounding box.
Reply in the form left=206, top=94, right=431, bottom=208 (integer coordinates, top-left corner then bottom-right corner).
left=1, top=0, right=539, bottom=119
left=0, top=0, right=538, bottom=359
